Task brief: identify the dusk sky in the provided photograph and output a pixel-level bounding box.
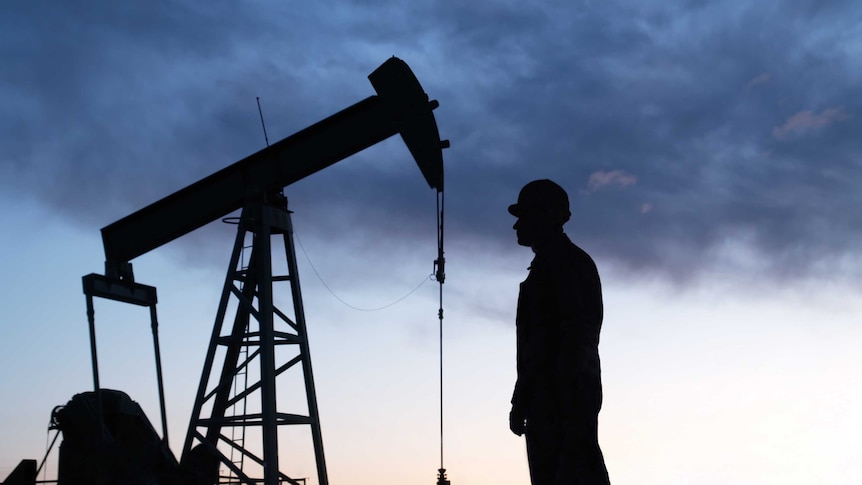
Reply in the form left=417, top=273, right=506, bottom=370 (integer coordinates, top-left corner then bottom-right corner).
left=2, top=1, right=861, bottom=484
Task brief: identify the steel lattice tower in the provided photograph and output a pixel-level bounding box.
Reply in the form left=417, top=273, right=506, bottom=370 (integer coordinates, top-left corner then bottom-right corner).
left=181, top=194, right=327, bottom=485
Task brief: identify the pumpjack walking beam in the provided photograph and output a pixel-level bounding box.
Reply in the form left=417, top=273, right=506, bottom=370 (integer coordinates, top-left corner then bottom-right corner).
left=100, top=57, right=445, bottom=283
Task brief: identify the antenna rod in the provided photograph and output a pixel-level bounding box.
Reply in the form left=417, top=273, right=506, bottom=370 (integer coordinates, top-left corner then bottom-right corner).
left=257, top=96, right=270, bottom=147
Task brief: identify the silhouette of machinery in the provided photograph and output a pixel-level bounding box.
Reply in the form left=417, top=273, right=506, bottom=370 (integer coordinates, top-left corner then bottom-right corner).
left=2, top=57, right=447, bottom=485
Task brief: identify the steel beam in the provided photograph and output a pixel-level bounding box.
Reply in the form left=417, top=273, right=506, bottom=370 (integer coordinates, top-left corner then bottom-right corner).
left=100, top=57, right=445, bottom=279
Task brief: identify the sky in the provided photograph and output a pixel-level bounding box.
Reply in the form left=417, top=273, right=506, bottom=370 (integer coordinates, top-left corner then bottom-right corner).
left=1, top=1, right=861, bottom=484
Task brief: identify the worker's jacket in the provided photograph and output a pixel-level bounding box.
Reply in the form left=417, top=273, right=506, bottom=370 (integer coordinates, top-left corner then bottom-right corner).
left=512, top=232, right=603, bottom=417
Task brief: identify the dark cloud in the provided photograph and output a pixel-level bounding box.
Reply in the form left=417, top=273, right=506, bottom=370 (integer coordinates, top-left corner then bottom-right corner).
left=2, top=0, right=861, bottom=282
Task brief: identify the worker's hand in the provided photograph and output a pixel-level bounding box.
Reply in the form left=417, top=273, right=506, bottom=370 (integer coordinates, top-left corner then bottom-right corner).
left=509, top=405, right=526, bottom=436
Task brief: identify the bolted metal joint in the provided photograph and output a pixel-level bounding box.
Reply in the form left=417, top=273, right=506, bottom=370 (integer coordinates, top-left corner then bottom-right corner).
left=436, top=468, right=451, bottom=485
left=105, top=260, right=135, bottom=283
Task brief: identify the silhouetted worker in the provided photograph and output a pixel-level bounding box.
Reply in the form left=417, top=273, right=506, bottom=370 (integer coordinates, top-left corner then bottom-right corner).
left=508, top=179, right=610, bottom=484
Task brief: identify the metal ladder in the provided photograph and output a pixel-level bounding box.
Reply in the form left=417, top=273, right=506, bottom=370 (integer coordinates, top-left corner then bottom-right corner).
left=226, top=238, right=253, bottom=483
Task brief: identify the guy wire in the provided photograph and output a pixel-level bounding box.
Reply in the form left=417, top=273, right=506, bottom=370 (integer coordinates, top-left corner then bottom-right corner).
left=293, top=226, right=432, bottom=312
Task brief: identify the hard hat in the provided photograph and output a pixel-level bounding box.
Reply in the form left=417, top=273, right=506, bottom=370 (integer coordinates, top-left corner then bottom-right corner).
left=508, top=179, right=571, bottom=223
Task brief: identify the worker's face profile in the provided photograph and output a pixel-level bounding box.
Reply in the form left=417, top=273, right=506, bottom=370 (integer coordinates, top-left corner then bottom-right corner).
left=513, top=209, right=557, bottom=247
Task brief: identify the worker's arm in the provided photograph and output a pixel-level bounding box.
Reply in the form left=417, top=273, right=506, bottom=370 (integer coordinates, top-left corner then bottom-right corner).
left=510, top=281, right=530, bottom=436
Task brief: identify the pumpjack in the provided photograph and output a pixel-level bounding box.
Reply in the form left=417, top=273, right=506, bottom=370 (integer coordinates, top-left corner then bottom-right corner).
left=2, top=57, right=447, bottom=485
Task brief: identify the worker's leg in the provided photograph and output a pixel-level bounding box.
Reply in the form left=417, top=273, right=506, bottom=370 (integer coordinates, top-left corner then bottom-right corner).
left=556, top=374, right=610, bottom=484
left=555, top=413, right=610, bottom=485
left=525, top=414, right=558, bottom=485
left=525, top=390, right=559, bottom=485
